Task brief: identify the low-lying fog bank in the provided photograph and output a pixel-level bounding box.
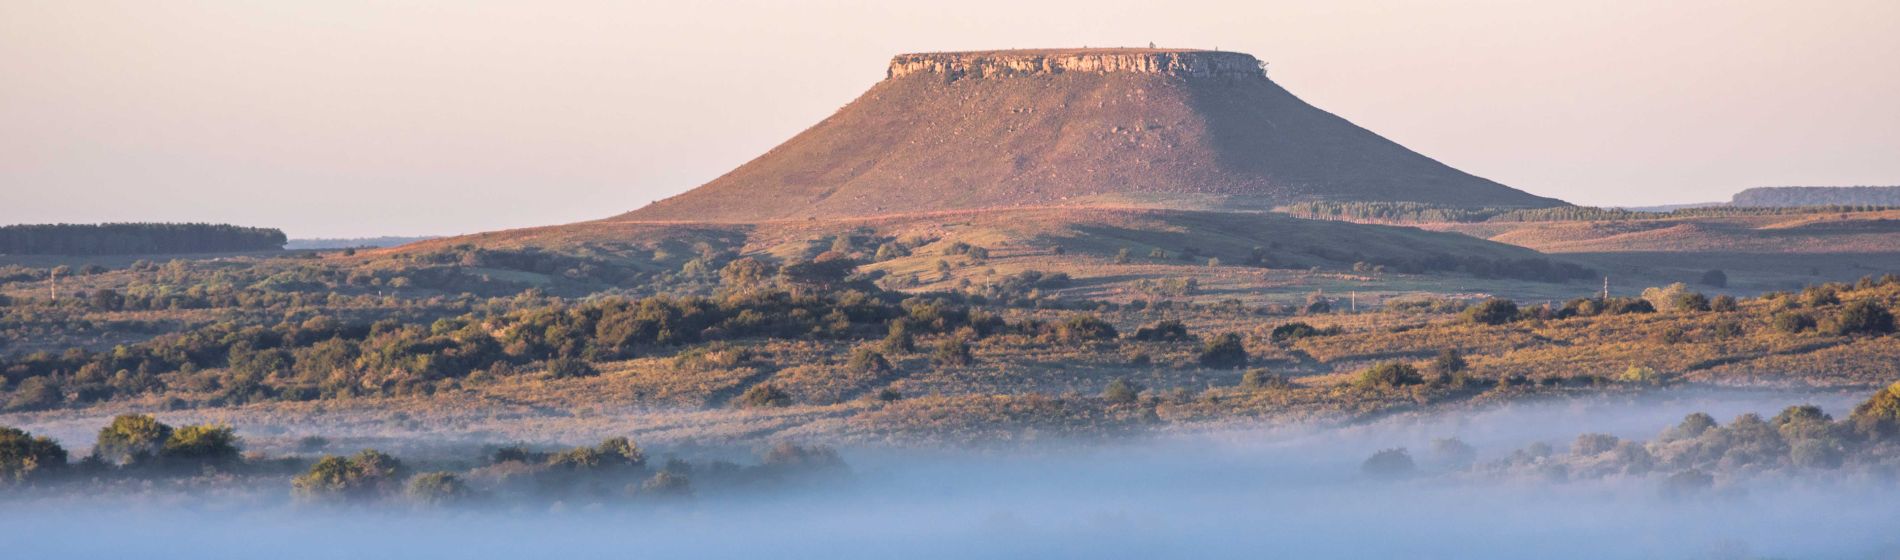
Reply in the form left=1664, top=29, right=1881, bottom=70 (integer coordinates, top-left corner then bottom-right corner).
left=6, top=388, right=1899, bottom=559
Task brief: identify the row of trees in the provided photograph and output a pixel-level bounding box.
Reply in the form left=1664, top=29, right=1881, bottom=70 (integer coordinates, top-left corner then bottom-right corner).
left=0, top=223, right=286, bottom=255
left=1281, top=201, right=1895, bottom=224
left=0, top=414, right=240, bottom=485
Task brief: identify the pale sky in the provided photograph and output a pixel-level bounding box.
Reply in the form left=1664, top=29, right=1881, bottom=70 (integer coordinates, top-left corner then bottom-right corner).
left=3, top=0, right=1897, bottom=237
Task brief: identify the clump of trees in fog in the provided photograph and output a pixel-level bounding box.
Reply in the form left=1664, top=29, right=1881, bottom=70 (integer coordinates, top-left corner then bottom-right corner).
left=0, top=223, right=286, bottom=255
left=1448, top=383, right=1900, bottom=496
left=1, top=415, right=849, bottom=508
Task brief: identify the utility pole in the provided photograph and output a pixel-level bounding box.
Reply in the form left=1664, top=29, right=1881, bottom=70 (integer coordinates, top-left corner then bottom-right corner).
left=48, top=268, right=58, bottom=300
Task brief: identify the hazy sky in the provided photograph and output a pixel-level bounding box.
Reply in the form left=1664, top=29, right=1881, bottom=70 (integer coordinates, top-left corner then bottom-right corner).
left=3, top=1, right=1897, bottom=237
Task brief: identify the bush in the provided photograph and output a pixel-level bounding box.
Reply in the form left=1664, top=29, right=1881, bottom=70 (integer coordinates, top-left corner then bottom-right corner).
left=406, top=472, right=473, bottom=505
left=160, top=424, right=241, bottom=468
left=1771, top=311, right=1817, bottom=334
left=293, top=449, right=406, bottom=502
left=1355, top=362, right=1422, bottom=388
left=1197, top=332, right=1248, bottom=369
left=1660, top=412, right=1718, bottom=442
left=1268, top=322, right=1332, bottom=342
left=1709, top=295, right=1738, bottom=312
left=1361, top=448, right=1416, bottom=478
left=737, top=384, right=792, bottom=408
left=94, top=414, right=173, bottom=466
left=1642, top=283, right=1705, bottom=312
left=1850, top=382, right=1900, bottom=441
left=1430, top=349, right=1467, bottom=376
left=1054, top=315, right=1118, bottom=344
left=639, top=470, right=692, bottom=498
left=932, top=337, right=973, bottom=367
left=1826, top=300, right=1894, bottom=336
left=4, top=377, right=61, bottom=412
left=1429, top=438, right=1476, bottom=468
left=1803, top=285, right=1841, bottom=307
left=545, top=357, right=599, bottom=379
left=0, top=426, right=67, bottom=485
left=1670, top=292, right=1711, bottom=312
left=1461, top=298, right=1519, bottom=325
left=1102, top=378, right=1141, bottom=404
left=1130, top=320, right=1190, bottom=342
left=1616, top=365, right=1665, bottom=386
left=846, top=347, right=893, bottom=374
left=1240, top=368, right=1288, bottom=390
left=1303, top=292, right=1332, bottom=314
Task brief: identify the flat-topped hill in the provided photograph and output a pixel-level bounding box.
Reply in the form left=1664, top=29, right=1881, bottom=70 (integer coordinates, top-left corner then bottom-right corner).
left=619, top=48, right=1563, bottom=223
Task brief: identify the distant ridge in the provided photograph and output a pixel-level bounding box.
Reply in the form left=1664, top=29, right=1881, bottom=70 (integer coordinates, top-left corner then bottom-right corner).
left=620, top=48, right=1562, bottom=223
left=1731, top=186, right=1900, bottom=207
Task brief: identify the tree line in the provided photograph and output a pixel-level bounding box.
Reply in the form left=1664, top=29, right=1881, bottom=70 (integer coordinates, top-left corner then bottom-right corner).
left=0, top=223, right=286, bottom=255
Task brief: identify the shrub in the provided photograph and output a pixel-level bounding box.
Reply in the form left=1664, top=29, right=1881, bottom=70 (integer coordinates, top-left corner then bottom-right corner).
left=161, top=424, right=242, bottom=468
left=1102, top=378, right=1141, bottom=404
left=932, top=337, right=973, bottom=367
left=94, top=414, right=173, bottom=466
left=1615, top=365, right=1665, bottom=386
left=1354, top=362, right=1423, bottom=388
left=1604, top=297, right=1655, bottom=314
left=1054, top=315, right=1118, bottom=344
left=4, top=377, right=61, bottom=412
left=1709, top=295, right=1738, bottom=312
left=406, top=472, right=472, bottom=505
left=545, top=357, right=599, bottom=379
left=1131, top=320, right=1190, bottom=342
left=1803, top=285, right=1841, bottom=307
left=544, top=437, right=644, bottom=472
left=1642, top=283, right=1705, bottom=312
left=1670, top=292, right=1711, bottom=312
left=737, top=384, right=792, bottom=408
left=1429, top=438, right=1476, bottom=468
left=1771, top=311, right=1817, bottom=334
left=293, top=449, right=406, bottom=502
left=1660, top=412, right=1718, bottom=442
left=1850, top=382, right=1900, bottom=441
left=846, top=347, right=893, bottom=374
left=0, top=426, right=67, bottom=485
left=1361, top=448, right=1416, bottom=478
left=595, top=436, right=647, bottom=467
left=1197, top=332, right=1248, bottom=369
left=1268, top=322, right=1331, bottom=342
left=639, top=471, right=692, bottom=498
left=1826, top=300, right=1894, bottom=336
left=880, top=323, right=915, bottom=353
left=1461, top=298, right=1519, bottom=325
left=1240, top=368, right=1288, bottom=390
left=1303, top=292, right=1332, bottom=314
left=1430, top=349, right=1467, bottom=376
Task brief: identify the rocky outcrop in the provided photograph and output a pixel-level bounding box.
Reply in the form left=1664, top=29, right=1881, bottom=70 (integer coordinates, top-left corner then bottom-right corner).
left=887, top=49, right=1263, bottom=81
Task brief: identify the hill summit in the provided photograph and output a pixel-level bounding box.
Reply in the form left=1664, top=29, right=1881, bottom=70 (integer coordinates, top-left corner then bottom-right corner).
left=621, top=48, right=1562, bottom=222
